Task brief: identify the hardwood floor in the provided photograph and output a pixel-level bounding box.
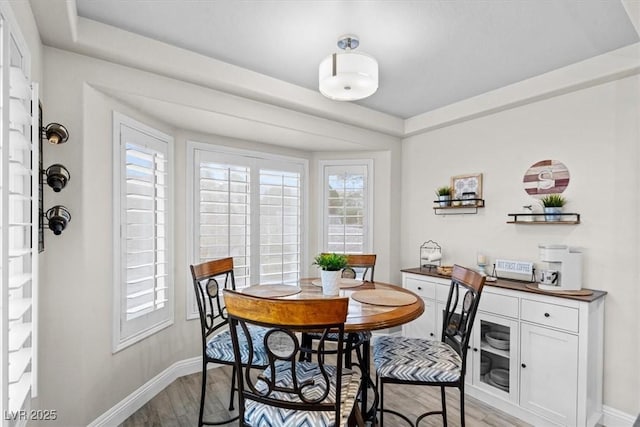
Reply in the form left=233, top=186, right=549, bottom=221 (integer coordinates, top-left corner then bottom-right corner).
left=120, top=365, right=531, bottom=427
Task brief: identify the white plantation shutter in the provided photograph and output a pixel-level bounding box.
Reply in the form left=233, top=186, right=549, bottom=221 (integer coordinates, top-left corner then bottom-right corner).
left=1, top=6, right=38, bottom=425
left=259, top=169, right=301, bottom=285
left=321, top=161, right=373, bottom=254
left=187, top=144, right=306, bottom=319
left=113, top=113, right=173, bottom=352
left=196, top=159, right=251, bottom=287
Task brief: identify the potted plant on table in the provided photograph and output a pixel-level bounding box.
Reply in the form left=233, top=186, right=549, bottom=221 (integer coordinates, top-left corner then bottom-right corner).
left=313, top=253, right=348, bottom=295
left=435, top=186, right=453, bottom=207
left=540, top=194, right=566, bottom=222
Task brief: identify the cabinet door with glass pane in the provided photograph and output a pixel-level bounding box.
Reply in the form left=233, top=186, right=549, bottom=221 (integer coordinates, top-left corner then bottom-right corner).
left=472, top=313, right=519, bottom=404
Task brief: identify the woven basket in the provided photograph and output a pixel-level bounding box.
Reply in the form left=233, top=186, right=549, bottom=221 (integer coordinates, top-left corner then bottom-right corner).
left=436, top=265, right=454, bottom=276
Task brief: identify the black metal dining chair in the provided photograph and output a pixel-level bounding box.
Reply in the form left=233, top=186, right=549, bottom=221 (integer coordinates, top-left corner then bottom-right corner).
left=190, top=257, right=269, bottom=426
left=301, top=254, right=377, bottom=366
left=373, top=264, right=486, bottom=426
left=223, top=289, right=364, bottom=426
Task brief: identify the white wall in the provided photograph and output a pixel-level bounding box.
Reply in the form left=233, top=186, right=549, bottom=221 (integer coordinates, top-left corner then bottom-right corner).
left=401, top=75, right=640, bottom=415
left=33, top=46, right=399, bottom=425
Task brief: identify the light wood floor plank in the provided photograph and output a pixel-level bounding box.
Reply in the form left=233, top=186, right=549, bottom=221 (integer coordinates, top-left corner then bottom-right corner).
left=121, top=365, right=531, bottom=427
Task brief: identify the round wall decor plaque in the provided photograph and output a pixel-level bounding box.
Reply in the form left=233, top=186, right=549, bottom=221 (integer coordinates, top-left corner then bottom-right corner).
left=523, top=160, right=570, bottom=197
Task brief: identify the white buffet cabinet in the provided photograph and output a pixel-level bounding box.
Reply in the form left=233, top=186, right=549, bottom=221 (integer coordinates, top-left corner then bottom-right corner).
left=401, top=268, right=606, bottom=427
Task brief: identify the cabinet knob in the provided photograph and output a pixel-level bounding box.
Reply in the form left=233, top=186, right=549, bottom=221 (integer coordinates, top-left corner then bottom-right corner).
left=521, top=363, right=526, bottom=368
left=429, top=332, right=434, bottom=337
left=473, top=348, right=478, bottom=352
left=544, top=312, right=550, bottom=318
left=417, top=286, right=422, bottom=290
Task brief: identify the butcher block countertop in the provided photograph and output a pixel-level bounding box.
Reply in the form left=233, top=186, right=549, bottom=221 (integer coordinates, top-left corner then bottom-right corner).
left=401, top=267, right=607, bottom=302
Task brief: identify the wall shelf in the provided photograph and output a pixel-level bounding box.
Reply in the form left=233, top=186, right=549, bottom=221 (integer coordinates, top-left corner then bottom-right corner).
left=433, top=199, right=484, bottom=215
left=506, top=213, right=580, bottom=224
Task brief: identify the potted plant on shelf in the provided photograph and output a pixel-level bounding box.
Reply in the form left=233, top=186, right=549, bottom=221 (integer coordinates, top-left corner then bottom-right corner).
left=313, top=253, right=348, bottom=295
left=435, top=186, right=453, bottom=207
left=540, top=194, right=566, bottom=222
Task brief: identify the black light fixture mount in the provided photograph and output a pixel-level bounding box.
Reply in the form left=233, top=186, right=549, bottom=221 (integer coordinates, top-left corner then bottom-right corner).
left=42, top=122, right=69, bottom=145
left=45, top=205, right=71, bottom=235
left=44, top=163, right=70, bottom=192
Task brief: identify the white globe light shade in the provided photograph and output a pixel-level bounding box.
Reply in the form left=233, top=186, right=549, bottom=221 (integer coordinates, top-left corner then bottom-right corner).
left=318, top=51, right=378, bottom=101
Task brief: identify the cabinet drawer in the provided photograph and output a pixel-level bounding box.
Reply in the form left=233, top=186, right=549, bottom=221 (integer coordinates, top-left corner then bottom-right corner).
left=436, top=283, right=452, bottom=301
left=404, top=278, right=436, bottom=299
left=521, top=299, right=579, bottom=333
left=479, top=291, right=518, bottom=318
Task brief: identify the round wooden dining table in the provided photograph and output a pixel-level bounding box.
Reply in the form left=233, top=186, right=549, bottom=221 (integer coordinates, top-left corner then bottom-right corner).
left=240, top=278, right=425, bottom=421
left=240, top=278, right=425, bottom=331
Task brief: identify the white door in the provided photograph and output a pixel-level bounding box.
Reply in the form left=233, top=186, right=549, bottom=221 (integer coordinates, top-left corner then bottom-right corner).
left=520, top=323, right=578, bottom=426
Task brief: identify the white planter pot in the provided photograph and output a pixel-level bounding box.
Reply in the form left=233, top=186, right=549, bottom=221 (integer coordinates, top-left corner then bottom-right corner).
left=544, top=207, right=563, bottom=222
left=320, top=270, right=341, bottom=295
left=438, top=195, right=451, bottom=207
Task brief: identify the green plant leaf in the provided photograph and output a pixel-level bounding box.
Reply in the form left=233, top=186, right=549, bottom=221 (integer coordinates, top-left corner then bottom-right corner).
left=435, top=186, right=452, bottom=197
left=540, top=194, right=566, bottom=207
left=313, top=253, right=348, bottom=271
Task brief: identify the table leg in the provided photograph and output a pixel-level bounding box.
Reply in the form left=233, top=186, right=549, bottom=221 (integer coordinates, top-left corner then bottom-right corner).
left=357, top=339, right=379, bottom=422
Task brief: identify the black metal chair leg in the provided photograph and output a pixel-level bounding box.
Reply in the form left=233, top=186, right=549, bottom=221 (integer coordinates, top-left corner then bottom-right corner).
left=228, top=365, right=236, bottom=411
left=360, top=339, right=370, bottom=419
left=460, top=385, right=465, bottom=427
left=198, top=361, right=207, bottom=427
left=379, top=379, right=384, bottom=427
left=441, top=386, right=448, bottom=426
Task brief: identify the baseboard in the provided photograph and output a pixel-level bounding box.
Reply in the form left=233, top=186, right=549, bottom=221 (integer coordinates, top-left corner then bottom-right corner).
left=88, top=357, right=206, bottom=427
left=602, top=405, right=638, bottom=427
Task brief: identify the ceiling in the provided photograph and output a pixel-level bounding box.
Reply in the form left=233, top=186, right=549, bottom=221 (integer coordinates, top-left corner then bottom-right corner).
left=74, top=0, right=639, bottom=119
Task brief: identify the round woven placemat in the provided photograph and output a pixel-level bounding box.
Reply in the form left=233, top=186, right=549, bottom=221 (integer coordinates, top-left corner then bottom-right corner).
left=525, top=284, right=593, bottom=296
left=311, top=278, right=364, bottom=289
left=351, top=289, right=418, bottom=306
left=241, top=284, right=301, bottom=297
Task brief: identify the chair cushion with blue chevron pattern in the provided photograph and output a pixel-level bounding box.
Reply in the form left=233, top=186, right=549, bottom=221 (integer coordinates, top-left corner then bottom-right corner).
left=206, top=325, right=269, bottom=366
left=307, top=330, right=371, bottom=342
left=373, top=335, right=462, bottom=383
left=244, top=361, right=361, bottom=427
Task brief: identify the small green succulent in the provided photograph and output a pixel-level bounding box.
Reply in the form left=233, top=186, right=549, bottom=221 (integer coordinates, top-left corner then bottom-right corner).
left=540, top=194, right=566, bottom=207
left=435, top=186, right=453, bottom=197
left=313, top=253, right=348, bottom=271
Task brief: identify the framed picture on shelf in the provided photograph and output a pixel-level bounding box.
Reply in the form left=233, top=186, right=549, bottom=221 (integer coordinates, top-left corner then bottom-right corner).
left=451, top=173, right=483, bottom=204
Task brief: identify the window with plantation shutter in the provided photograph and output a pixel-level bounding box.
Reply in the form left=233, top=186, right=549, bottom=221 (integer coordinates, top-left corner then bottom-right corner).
left=320, top=160, right=373, bottom=254
left=187, top=143, right=306, bottom=319
left=1, top=5, right=39, bottom=424
left=113, top=113, right=173, bottom=352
